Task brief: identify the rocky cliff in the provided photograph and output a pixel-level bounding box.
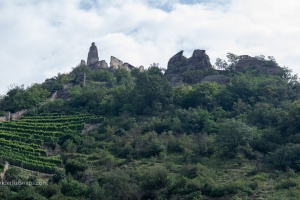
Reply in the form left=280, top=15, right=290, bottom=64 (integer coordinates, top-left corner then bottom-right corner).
left=235, top=56, right=283, bottom=76
left=164, top=49, right=227, bottom=85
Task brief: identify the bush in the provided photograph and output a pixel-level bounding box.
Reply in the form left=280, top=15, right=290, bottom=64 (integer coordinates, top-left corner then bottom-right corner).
left=65, top=159, right=88, bottom=175
left=135, top=132, right=166, bottom=158
left=61, top=179, right=87, bottom=197
left=100, top=170, right=140, bottom=200
left=275, top=179, right=298, bottom=190
left=215, top=119, right=256, bottom=157
left=36, top=184, right=60, bottom=198
left=268, top=144, right=300, bottom=171
left=51, top=168, right=66, bottom=183
left=140, top=165, right=170, bottom=191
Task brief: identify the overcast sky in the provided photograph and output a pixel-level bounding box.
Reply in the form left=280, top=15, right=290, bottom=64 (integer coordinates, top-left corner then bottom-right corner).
left=0, top=0, right=300, bottom=95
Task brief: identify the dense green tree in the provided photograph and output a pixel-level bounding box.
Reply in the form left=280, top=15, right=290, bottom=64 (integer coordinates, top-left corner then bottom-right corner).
left=65, top=159, right=88, bottom=175
left=61, top=178, right=87, bottom=197
left=268, top=144, right=300, bottom=171
left=175, top=107, right=218, bottom=134
left=100, top=170, right=140, bottom=199
left=0, top=84, right=50, bottom=112
left=216, top=119, right=256, bottom=157
left=247, top=102, right=288, bottom=129
left=131, top=66, right=173, bottom=113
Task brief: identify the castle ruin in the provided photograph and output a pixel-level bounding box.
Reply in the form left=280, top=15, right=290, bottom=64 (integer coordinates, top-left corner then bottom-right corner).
left=83, top=42, right=136, bottom=71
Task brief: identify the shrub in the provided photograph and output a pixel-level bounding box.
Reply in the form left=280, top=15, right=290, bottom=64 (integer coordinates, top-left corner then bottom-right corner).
left=65, top=159, right=88, bottom=175
left=215, top=119, right=255, bottom=157
left=268, top=144, right=300, bottom=171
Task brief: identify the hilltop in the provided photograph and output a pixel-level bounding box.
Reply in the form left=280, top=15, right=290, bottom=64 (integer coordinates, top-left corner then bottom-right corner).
left=0, top=43, right=300, bottom=199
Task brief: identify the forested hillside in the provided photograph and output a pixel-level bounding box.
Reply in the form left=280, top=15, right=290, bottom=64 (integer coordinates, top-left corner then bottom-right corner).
left=1, top=53, right=300, bottom=199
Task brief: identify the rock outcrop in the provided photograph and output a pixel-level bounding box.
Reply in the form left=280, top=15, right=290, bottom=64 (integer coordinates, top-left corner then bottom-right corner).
left=167, top=50, right=187, bottom=71
left=188, top=50, right=212, bottom=70
left=165, top=49, right=217, bottom=85
left=235, top=56, right=282, bottom=76
left=87, top=42, right=99, bottom=65
left=90, top=60, right=108, bottom=70
left=200, top=75, right=230, bottom=84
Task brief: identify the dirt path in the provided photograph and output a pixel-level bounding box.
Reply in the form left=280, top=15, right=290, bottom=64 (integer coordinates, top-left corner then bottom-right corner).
left=0, top=162, right=9, bottom=182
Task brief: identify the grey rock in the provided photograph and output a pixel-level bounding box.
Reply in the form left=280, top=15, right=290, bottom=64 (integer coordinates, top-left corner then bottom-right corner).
left=165, top=73, right=184, bottom=85
left=167, top=50, right=187, bottom=69
left=187, top=49, right=212, bottom=70
left=57, top=89, right=70, bottom=101
left=165, top=49, right=213, bottom=85
left=87, top=42, right=99, bottom=65
left=90, top=60, right=108, bottom=69
left=235, top=56, right=282, bottom=76
left=200, top=75, right=230, bottom=84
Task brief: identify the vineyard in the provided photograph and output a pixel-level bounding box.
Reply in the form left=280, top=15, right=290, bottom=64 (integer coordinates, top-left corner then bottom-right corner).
left=0, top=114, right=102, bottom=173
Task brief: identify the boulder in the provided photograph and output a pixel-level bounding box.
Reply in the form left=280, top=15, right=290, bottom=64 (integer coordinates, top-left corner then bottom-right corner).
left=87, top=42, right=99, bottom=65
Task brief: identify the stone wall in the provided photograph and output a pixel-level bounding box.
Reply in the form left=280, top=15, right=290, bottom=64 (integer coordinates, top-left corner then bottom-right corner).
left=110, top=56, right=124, bottom=69
left=11, top=110, right=27, bottom=120
left=0, top=110, right=27, bottom=122
left=0, top=116, right=7, bottom=122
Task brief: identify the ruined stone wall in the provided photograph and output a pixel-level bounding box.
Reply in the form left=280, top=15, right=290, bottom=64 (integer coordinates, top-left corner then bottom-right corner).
left=11, top=110, right=27, bottom=120
left=0, top=110, right=27, bottom=122
left=0, top=116, right=7, bottom=122
left=110, top=56, right=124, bottom=69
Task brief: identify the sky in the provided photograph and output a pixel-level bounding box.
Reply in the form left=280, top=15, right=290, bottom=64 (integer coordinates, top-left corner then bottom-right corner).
left=0, top=0, right=300, bottom=95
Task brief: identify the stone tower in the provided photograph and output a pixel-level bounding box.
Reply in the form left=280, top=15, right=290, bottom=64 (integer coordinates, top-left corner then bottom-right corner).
left=87, top=42, right=99, bottom=65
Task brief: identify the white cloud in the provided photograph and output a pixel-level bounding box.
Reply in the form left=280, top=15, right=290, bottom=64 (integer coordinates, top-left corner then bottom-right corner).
left=0, top=0, right=300, bottom=95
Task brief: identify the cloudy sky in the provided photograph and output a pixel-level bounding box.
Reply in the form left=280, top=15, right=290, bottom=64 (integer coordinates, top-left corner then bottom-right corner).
left=0, top=0, right=300, bottom=95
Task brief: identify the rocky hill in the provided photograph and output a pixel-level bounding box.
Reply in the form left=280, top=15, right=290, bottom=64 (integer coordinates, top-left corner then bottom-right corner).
left=0, top=43, right=299, bottom=200
left=165, top=50, right=283, bottom=85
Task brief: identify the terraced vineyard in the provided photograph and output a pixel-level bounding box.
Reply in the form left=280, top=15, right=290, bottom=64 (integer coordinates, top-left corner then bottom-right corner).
left=0, top=114, right=102, bottom=173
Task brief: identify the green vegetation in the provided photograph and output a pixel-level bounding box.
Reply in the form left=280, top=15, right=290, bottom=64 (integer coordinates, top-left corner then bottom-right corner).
left=0, top=114, right=102, bottom=173
left=0, top=55, right=300, bottom=199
